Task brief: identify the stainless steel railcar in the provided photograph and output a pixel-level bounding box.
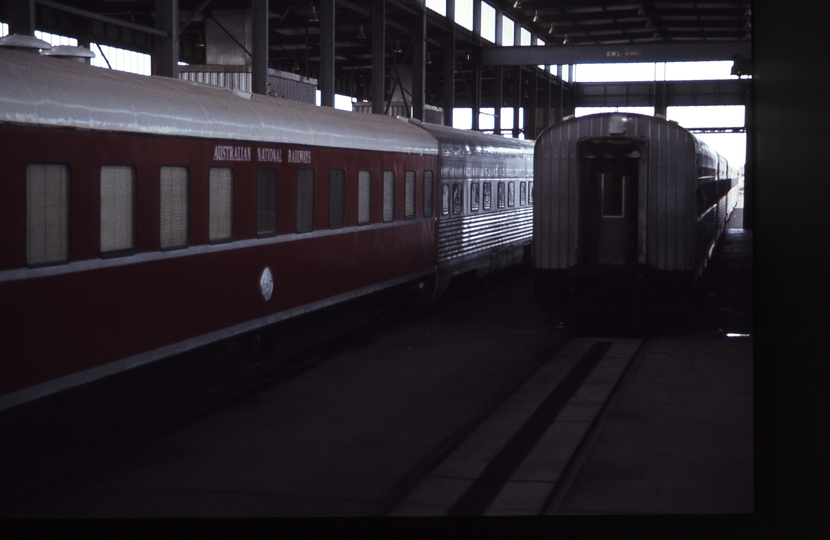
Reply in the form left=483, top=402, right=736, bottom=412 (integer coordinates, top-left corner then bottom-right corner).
left=413, top=121, right=534, bottom=296
left=0, top=45, right=533, bottom=415
left=533, top=112, right=739, bottom=312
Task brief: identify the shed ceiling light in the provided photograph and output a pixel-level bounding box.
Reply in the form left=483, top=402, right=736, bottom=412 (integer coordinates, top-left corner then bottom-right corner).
left=562, top=34, right=569, bottom=44
left=637, top=8, right=645, bottom=16
left=310, top=6, right=319, bottom=23
left=548, top=23, right=554, bottom=35
left=533, top=11, right=539, bottom=22
left=513, top=1, right=521, bottom=9
left=357, top=24, right=366, bottom=40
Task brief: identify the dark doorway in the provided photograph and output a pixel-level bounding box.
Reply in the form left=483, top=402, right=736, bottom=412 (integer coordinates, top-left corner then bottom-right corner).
left=579, top=139, right=641, bottom=265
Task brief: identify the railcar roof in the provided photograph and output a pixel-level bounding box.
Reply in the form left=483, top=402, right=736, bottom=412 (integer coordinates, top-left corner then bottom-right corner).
left=411, top=119, right=534, bottom=157
left=0, top=49, right=438, bottom=155
left=540, top=112, right=725, bottom=163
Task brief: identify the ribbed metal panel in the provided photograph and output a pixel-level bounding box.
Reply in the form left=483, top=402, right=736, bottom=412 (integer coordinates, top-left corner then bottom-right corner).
left=437, top=207, right=533, bottom=263
left=534, top=113, right=698, bottom=273
left=411, top=120, right=534, bottom=268
left=179, top=67, right=317, bottom=104
left=644, top=115, right=697, bottom=272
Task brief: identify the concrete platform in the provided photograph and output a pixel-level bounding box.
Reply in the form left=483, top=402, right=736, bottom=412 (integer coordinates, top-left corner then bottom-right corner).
left=389, top=204, right=753, bottom=517
left=546, top=333, right=753, bottom=515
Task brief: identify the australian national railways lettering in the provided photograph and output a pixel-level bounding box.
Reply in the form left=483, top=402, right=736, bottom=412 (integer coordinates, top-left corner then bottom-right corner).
left=258, top=148, right=282, bottom=163
left=288, top=150, right=312, bottom=164
left=213, top=146, right=309, bottom=164
left=213, top=145, right=252, bottom=162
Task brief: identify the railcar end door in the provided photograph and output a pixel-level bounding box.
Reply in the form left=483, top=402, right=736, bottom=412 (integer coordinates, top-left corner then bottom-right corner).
left=579, top=139, right=640, bottom=265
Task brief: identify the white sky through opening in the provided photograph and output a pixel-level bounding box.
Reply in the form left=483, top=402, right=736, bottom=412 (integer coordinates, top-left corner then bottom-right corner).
left=573, top=61, right=747, bottom=167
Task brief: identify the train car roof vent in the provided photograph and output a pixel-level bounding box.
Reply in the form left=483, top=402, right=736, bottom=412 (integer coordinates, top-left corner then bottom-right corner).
left=232, top=88, right=253, bottom=100
left=0, top=34, right=53, bottom=52
left=41, top=45, right=95, bottom=63
left=608, top=114, right=629, bottom=135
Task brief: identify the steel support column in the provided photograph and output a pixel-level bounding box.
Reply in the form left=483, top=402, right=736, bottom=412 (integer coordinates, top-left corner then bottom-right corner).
left=563, top=65, right=575, bottom=118
left=472, top=0, right=481, bottom=131
left=320, top=0, right=335, bottom=107
left=251, top=0, right=269, bottom=95
left=555, top=66, right=563, bottom=123
left=412, top=2, right=426, bottom=120
left=654, top=80, right=667, bottom=117
left=512, top=23, right=522, bottom=137
left=743, top=79, right=754, bottom=230
left=443, top=0, right=456, bottom=127
left=528, top=70, right=538, bottom=138
left=153, top=0, right=179, bottom=78
left=525, top=35, right=538, bottom=139
left=8, top=0, right=36, bottom=35
left=493, top=7, right=503, bottom=135
left=543, top=69, right=551, bottom=130
left=371, top=0, right=385, bottom=114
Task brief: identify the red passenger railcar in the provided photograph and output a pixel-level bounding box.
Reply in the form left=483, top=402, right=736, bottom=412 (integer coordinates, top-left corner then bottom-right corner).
left=0, top=48, right=440, bottom=410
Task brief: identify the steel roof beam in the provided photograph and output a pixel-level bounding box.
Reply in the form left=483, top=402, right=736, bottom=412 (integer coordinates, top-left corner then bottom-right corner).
left=35, top=0, right=170, bottom=38
left=575, top=79, right=748, bottom=108
left=481, top=41, right=751, bottom=65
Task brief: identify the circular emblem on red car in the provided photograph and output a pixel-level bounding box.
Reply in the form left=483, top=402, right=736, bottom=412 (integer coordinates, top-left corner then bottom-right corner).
left=260, top=267, right=273, bottom=301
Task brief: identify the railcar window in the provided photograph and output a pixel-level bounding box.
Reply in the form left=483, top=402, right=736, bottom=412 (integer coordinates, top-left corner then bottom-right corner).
left=209, top=167, right=233, bottom=243
left=358, top=170, right=371, bottom=225
left=159, top=166, right=189, bottom=250
left=424, top=171, right=434, bottom=217
left=26, top=163, right=69, bottom=266
left=297, top=168, right=315, bottom=233
left=329, top=169, right=345, bottom=229
left=383, top=170, right=395, bottom=222
left=100, top=165, right=135, bottom=256
left=508, top=181, right=515, bottom=207
left=529, top=182, right=534, bottom=205
left=497, top=182, right=506, bottom=209
left=256, top=167, right=278, bottom=237
left=452, top=183, right=463, bottom=215
left=471, top=182, right=480, bottom=212
left=405, top=171, right=416, bottom=220
left=519, top=181, right=527, bottom=206
left=483, top=182, right=492, bottom=210
left=441, top=184, right=450, bottom=216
